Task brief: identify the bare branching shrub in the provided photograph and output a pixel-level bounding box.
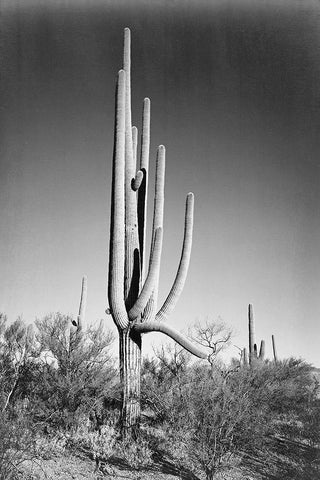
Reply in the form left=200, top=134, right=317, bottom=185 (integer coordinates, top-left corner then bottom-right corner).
left=190, top=318, right=232, bottom=365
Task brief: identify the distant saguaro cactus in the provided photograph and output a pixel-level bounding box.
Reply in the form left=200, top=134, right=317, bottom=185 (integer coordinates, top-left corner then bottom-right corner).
left=248, top=304, right=256, bottom=365
left=259, top=339, right=265, bottom=361
left=272, top=334, right=278, bottom=363
left=107, top=28, right=208, bottom=437
left=71, top=275, right=87, bottom=338
left=241, top=347, right=248, bottom=367
left=247, top=304, right=265, bottom=366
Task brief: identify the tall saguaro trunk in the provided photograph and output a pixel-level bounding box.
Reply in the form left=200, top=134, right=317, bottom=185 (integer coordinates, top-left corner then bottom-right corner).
left=119, top=329, right=141, bottom=435
left=107, top=28, right=208, bottom=438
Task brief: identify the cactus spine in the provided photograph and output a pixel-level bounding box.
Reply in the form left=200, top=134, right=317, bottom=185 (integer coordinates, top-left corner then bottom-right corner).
left=108, top=28, right=207, bottom=436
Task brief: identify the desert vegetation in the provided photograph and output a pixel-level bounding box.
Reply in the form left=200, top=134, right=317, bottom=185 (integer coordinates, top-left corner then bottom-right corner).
left=0, top=311, right=319, bottom=479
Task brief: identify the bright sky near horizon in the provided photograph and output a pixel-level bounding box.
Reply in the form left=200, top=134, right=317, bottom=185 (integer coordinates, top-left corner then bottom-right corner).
left=1, top=0, right=320, bottom=366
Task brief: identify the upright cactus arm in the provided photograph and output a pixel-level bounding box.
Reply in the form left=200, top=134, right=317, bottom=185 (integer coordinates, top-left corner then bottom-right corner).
left=132, top=126, right=138, bottom=172
left=123, top=28, right=140, bottom=310
left=108, top=70, right=128, bottom=330
left=151, top=145, right=166, bottom=238
left=143, top=145, right=166, bottom=321
left=156, top=192, right=194, bottom=322
left=137, top=98, right=151, bottom=280
left=123, top=28, right=134, bottom=209
left=133, top=320, right=208, bottom=359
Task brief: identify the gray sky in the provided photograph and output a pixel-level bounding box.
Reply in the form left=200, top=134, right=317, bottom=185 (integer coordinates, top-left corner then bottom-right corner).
left=1, top=0, right=320, bottom=365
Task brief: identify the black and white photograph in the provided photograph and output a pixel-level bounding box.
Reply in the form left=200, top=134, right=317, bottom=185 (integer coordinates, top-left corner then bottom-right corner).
left=1, top=1, right=320, bottom=478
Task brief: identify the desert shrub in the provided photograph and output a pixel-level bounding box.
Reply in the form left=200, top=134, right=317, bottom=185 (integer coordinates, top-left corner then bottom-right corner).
left=31, top=313, right=117, bottom=429
left=142, top=345, right=320, bottom=480
left=34, top=431, right=68, bottom=460
left=0, top=412, right=37, bottom=480
left=67, top=424, right=117, bottom=460
left=0, top=315, right=37, bottom=413
left=115, top=435, right=153, bottom=472
left=142, top=348, right=254, bottom=479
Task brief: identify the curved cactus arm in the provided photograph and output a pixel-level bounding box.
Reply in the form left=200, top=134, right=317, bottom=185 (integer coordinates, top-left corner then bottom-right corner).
left=132, top=170, right=144, bottom=191
left=143, top=145, right=166, bottom=321
left=132, top=320, right=209, bottom=359
left=128, top=227, right=163, bottom=321
left=132, top=125, right=138, bottom=172
left=108, top=70, right=128, bottom=330
left=156, top=192, right=194, bottom=322
left=76, top=275, right=87, bottom=332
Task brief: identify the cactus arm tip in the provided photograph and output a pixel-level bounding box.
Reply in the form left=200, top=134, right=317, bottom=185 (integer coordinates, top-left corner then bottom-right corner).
left=132, top=170, right=144, bottom=191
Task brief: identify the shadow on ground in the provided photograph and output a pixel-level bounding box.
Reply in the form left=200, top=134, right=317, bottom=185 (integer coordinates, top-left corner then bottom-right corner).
left=242, top=436, right=320, bottom=480
left=105, top=450, right=200, bottom=480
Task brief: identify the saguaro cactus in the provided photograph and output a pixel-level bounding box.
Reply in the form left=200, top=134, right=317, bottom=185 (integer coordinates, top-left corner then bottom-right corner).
left=248, top=304, right=256, bottom=365
left=241, top=347, right=248, bottom=367
left=72, top=276, right=87, bottom=335
left=247, top=304, right=266, bottom=365
left=258, top=339, right=265, bottom=361
left=272, top=334, right=278, bottom=363
left=107, top=28, right=208, bottom=436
